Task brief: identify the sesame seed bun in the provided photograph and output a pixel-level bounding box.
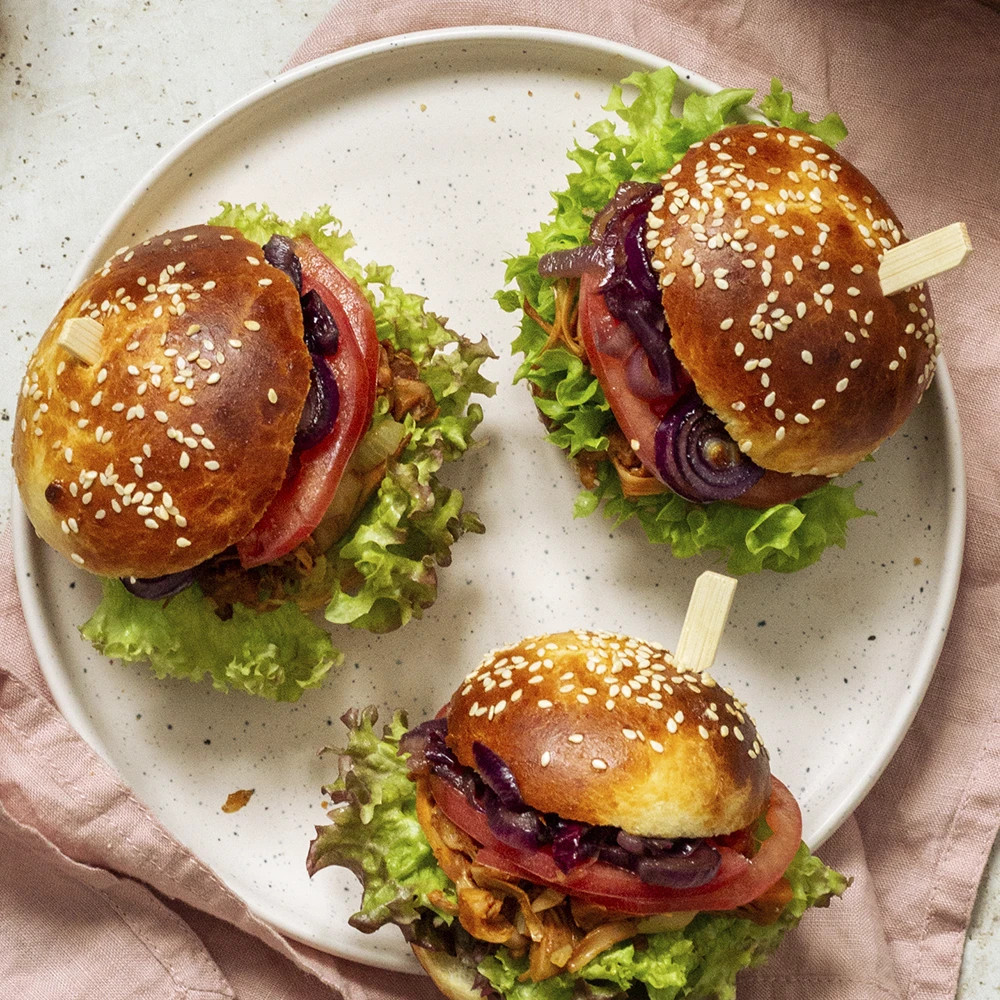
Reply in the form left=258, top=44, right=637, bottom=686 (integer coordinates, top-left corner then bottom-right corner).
left=650, top=124, right=938, bottom=476
left=446, top=630, right=770, bottom=839
left=410, top=947, right=483, bottom=1000
left=12, top=225, right=311, bottom=578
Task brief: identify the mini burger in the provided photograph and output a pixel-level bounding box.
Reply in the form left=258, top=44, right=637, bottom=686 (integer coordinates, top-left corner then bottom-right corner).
left=14, top=206, right=494, bottom=700
left=502, top=72, right=942, bottom=573
left=308, top=631, right=848, bottom=1000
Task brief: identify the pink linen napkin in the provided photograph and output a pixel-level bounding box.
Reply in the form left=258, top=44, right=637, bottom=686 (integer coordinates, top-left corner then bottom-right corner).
left=3, top=2, right=999, bottom=999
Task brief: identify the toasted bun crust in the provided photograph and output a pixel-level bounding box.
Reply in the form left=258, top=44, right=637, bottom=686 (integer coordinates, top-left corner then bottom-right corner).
left=446, top=630, right=770, bottom=838
left=13, top=225, right=311, bottom=578
left=411, top=947, right=483, bottom=1000
left=650, top=124, right=938, bottom=476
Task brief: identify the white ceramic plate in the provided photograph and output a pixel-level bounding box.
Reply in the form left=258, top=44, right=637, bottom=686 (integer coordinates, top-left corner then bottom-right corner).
left=13, top=26, right=965, bottom=973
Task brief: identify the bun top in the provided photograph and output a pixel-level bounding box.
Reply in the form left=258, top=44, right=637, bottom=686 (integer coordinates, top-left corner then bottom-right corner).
left=13, top=225, right=311, bottom=578
left=446, top=630, right=771, bottom=838
left=649, top=124, right=939, bottom=476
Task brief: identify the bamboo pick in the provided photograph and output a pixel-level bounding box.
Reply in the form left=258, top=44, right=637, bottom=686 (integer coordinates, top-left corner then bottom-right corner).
left=56, top=317, right=104, bottom=366
left=879, top=222, right=972, bottom=296
left=674, top=571, right=738, bottom=675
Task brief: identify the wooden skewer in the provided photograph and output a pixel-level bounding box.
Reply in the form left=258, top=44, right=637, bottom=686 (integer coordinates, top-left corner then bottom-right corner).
left=674, top=571, right=738, bottom=675
left=879, top=222, right=972, bottom=296
left=56, top=317, right=104, bottom=365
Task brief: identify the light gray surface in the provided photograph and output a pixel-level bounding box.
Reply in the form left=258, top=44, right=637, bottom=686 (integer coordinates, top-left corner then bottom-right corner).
left=1, top=1, right=996, bottom=994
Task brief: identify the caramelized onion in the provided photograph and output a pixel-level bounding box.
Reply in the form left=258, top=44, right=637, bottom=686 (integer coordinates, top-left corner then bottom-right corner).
left=654, top=390, right=764, bottom=502
left=121, top=568, right=195, bottom=600
left=301, top=288, right=340, bottom=356
left=294, top=355, right=339, bottom=454
left=262, top=234, right=302, bottom=292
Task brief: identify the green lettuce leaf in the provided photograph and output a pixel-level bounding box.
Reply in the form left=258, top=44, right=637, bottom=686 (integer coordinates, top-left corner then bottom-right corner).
left=580, top=463, right=870, bottom=575
left=758, top=78, right=848, bottom=148
left=307, top=707, right=457, bottom=935
left=500, top=70, right=868, bottom=574
left=81, top=205, right=495, bottom=699
left=81, top=579, right=339, bottom=701
left=311, top=712, right=849, bottom=999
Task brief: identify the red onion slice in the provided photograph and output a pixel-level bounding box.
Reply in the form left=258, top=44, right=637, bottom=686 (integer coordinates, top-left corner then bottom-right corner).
left=654, top=391, right=764, bottom=502
left=551, top=821, right=599, bottom=874
left=537, top=243, right=608, bottom=279
left=480, top=791, right=546, bottom=852
left=625, top=341, right=668, bottom=401
left=301, top=289, right=340, bottom=356
left=294, top=355, right=340, bottom=454
left=120, top=567, right=196, bottom=600
left=472, top=741, right=526, bottom=811
left=634, top=843, right=722, bottom=888
left=262, top=234, right=302, bottom=293
left=589, top=181, right=662, bottom=243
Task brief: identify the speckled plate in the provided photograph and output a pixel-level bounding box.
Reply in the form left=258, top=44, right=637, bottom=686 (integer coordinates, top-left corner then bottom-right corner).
left=13, top=26, right=965, bottom=974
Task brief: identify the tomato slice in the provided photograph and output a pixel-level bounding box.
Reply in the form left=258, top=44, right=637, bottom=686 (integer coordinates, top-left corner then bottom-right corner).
left=237, top=239, right=378, bottom=568
left=578, top=273, right=827, bottom=507
left=429, top=773, right=802, bottom=914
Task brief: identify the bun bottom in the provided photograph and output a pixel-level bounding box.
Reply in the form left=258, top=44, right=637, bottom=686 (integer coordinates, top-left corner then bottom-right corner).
left=411, top=944, right=484, bottom=1000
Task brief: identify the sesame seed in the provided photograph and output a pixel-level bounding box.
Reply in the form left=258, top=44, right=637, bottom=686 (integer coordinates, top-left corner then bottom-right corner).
left=267, top=388, right=278, bottom=404
left=801, top=350, right=813, bottom=364
left=538, top=700, right=553, bottom=709
left=541, top=752, right=551, bottom=767
left=568, top=733, right=583, bottom=743
left=698, top=725, right=710, bottom=740
left=794, top=413, right=810, bottom=424
left=591, top=758, right=608, bottom=770
left=244, top=320, right=261, bottom=331
left=776, top=426, right=786, bottom=441
left=837, top=378, right=849, bottom=392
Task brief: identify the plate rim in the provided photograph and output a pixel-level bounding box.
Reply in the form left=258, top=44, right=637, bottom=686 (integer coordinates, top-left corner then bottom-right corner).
left=11, top=22, right=967, bottom=968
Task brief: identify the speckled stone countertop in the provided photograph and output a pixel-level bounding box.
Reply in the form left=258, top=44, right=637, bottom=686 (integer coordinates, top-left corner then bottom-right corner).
left=1, top=1, right=996, bottom=995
